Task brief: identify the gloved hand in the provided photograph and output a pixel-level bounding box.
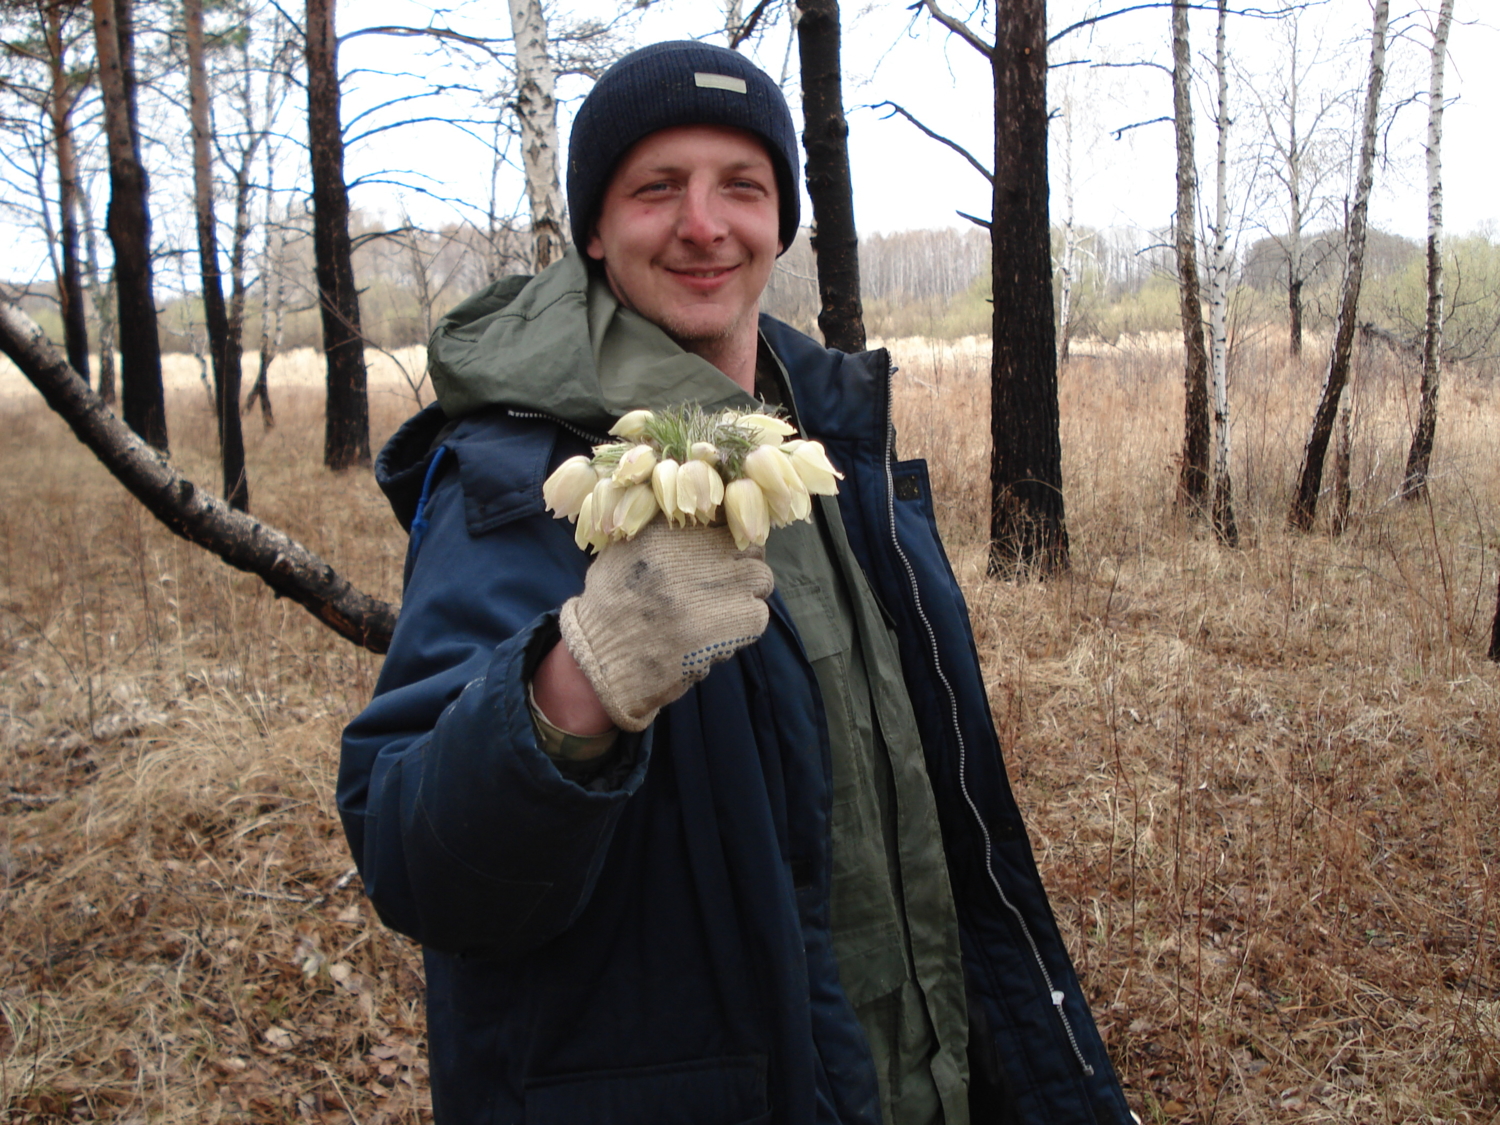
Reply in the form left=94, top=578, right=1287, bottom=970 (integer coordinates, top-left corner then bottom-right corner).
left=558, top=520, right=775, bottom=731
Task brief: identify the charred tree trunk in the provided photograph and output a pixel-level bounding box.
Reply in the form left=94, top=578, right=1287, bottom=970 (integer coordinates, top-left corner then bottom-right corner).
left=1288, top=0, right=1388, bottom=531
left=1489, top=571, right=1500, bottom=662
left=1401, top=0, right=1454, bottom=501
left=1172, top=0, right=1210, bottom=517
left=44, top=0, right=90, bottom=381
left=185, top=0, right=248, bottom=510
left=796, top=0, right=865, bottom=353
left=91, top=0, right=167, bottom=450
left=989, top=0, right=1067, bottom=575
left=507, top=0, right=566, bottom=271
left=0, top=294, right=394, bottom=652
left=305, top=0, right=369, bottom=470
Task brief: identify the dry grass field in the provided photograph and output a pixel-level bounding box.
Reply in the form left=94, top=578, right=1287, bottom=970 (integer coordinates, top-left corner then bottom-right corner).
left=2, top=335, right=1498, bottom=1123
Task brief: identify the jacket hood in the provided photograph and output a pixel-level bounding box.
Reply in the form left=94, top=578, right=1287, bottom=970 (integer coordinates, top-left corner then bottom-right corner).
left=427, top=249, right=758, bottom=434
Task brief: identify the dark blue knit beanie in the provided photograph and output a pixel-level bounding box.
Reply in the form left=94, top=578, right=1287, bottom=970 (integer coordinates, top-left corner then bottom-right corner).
left=567, top=40, right=801, bottom=254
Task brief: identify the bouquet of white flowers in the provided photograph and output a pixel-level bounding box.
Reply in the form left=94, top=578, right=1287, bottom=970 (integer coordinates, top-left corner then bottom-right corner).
left=543, top=406, right=844, bottom=553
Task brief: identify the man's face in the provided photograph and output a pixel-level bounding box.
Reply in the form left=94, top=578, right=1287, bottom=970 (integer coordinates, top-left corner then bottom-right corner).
left=586, top=124, right=782, bottom=357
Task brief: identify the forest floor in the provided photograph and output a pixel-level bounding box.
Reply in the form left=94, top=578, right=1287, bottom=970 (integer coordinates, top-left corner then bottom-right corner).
left=2, top=335, right=1498, bottom=1123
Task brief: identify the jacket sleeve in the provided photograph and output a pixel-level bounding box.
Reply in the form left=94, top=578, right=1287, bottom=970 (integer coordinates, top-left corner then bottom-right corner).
left=338, top=454, right=650, bottom=958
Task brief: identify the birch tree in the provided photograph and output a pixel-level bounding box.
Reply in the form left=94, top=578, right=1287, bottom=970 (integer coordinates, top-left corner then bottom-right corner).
left=506, top=0, right=565, bottom=270
left=1287, top=0, right=1388, bottom=532
left=1171, top=0, right=1210, bottom=516
left=796, top=0, right=865, bottom=353
left=1054, top=70, right=1080, bottom=367
left=77, top=175, right=116, bottom=402
left=1206, top=0, right=1236, bottom=546
left=1400, top=0, right=1455, bottom=501
left=1245, top=2, right=1352, bottom=359
left=243, top=201, right=284, bottom=427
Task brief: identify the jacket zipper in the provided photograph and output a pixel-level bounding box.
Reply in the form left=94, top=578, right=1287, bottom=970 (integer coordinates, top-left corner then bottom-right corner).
left=875, top=353, right=1095, bottom=1079
left=505, top=408, right=609, bottom=446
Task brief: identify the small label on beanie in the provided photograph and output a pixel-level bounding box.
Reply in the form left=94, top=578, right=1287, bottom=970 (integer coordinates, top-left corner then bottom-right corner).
left=695, top=72, right=747, bottom=94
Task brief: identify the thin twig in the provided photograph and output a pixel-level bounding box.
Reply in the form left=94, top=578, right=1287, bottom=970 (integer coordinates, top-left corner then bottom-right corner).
left=870, top=100, right=993, bottom=184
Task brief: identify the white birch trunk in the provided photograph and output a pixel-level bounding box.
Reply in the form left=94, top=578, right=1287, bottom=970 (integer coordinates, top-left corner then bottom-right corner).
left=1284, top=25, right=1304, bottom=358
left=76, top=177, right=117, bottom=404
left=1172, top=0, right=1211, bottom=514
left=506, top=0, right=566, bottom=271
left=1057, top=87, right=1077, bottom=368
left=1208, top=0, right=1237, bottom=545
left=1287, top=0, right=1387, bottom=530
left=246, top=187, right=287, bottom=427
left=1401, top=0, right=1454, bottom=499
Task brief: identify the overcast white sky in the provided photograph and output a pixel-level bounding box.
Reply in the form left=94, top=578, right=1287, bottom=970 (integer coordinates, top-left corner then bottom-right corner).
left=341, top=0, right=1499, bottom=250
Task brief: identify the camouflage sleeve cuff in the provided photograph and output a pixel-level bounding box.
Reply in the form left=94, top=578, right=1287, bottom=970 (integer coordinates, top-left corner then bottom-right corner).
left=526, top=681, right=620, bottom=763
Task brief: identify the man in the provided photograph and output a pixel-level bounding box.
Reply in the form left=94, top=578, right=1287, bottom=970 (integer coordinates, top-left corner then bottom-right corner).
left=340, top=40, right=1131, bottom=1125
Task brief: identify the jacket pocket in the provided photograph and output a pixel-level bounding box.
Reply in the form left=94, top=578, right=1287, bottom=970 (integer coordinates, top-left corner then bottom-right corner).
left=524, top=1055, right=769, bottom=1125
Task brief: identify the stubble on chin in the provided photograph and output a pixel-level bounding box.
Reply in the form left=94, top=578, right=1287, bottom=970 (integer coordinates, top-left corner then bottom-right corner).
left=600, top=261, right=759, bottom=375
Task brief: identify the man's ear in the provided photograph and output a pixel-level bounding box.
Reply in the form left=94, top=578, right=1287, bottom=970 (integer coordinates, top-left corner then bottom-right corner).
left=586, top=231, right=606, bottom=262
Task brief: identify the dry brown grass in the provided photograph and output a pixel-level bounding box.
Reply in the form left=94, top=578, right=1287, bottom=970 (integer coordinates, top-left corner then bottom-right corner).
left=2, top=335, right=1498, bottom=1123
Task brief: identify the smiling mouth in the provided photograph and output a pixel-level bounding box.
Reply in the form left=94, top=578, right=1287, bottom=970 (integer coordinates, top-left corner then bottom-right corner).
left=667, top=264, right=739, bottom=279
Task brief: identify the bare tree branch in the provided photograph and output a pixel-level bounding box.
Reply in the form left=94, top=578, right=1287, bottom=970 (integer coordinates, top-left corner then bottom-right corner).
left=910, top=0, right=993, bottom=60
left=339, top=24, right=508, bottom=56
left=1091, top=59, right=1172, bottom=74
left=729, top=0, right=776, bottom=49
left=1111, top=114, right=1171, bottom=139
left=1049, top=1, right=1311, bottom=45
left=871, top=100, right=993, bottom=184
left=0, top=294, right=396, bottom=653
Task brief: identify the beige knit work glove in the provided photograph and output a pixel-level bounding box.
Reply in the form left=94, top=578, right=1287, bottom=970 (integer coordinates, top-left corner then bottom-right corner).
left=558, top=520, right=775, bottom=732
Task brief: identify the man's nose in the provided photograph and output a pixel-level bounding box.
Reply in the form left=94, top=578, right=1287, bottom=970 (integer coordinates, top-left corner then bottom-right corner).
left=675, top=184, right=728, bottom=245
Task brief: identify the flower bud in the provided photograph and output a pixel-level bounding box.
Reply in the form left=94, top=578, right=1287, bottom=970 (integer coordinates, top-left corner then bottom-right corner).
left=744, top=446, right=797, bottom=526
left=651, top=458, right=681, bottom=526
left=543, top=455, right=598, bottom=520
left=591, top=478, right=627, bottom=535
left=786, top=440, right=844, bottom=495
left=574, top=491, right=603, bottom=553
left=689, top=442, right=720, bottom=465
left=739, top=413, right=796, bottom=447
left=676, top=458, right=722, bottom=524
left=613, top=482, right=659, bottom=539
left=724, top=478, right=770, bottom=550
left=612, top=443, right=657, bottom=485
left=781, top=454, right=812, bottom=523
left=609, top=409, right=654, bottom=438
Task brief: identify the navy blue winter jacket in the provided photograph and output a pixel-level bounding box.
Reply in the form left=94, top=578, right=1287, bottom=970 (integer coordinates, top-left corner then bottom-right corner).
left=339, top=312, right=1131, bottom=1124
